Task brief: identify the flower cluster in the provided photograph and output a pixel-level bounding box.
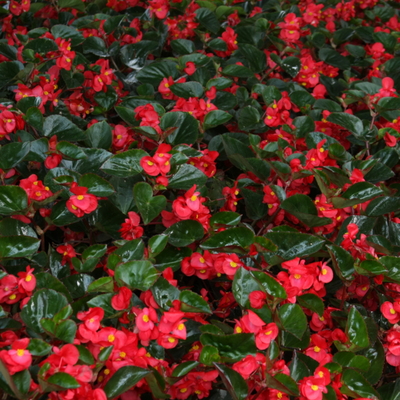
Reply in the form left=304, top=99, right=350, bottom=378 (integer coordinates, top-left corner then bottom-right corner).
left=1, top=0, right=400, bottom=399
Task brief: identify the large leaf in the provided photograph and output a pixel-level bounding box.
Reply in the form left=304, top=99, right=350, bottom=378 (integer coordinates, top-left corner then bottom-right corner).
left=103, top=366, right=150, bottom=399
left=280, top=194, right=332, bottom=228
left=101, top=149, right=148, bottom=177
left=43, top=115, right=85, bottom=141
left=165, top=220, right=204, bottom=247
left=21, top=289, right=69, bottom=334
left=115, top=260, right=158, bottom=291
left=214, top=364, right=248, bottom=400
left=0, top=186, right=28, bottom=215
left=133, top=182, right=166, bottom=225
left=278, top=304, right=307, bottom=339
left=201, top=227, right=254, bottom=253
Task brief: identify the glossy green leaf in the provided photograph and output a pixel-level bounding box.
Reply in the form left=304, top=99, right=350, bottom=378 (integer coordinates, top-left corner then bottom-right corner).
left=180, top=290, right=212, bottom=314
left=133, top=182, right=166, bottom=225
left=165, top=220, right=204, bottom=247
left=214, top=363, right=249, bottom=400
left=103, top=366, right=150, bottom=399
left=279, top=304, right=307, bottom=339
left=115, top=260, right=158, bottom=291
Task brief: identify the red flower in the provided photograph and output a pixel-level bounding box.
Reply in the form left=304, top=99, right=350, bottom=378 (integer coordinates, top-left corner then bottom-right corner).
left=119, top=211, right=143, bottom=240
left=111, top=287, right=132, bottom=310
left=184, top=62, right=196, bottom=75
left=57, top=244, right=76, bottom=266
left=382, top=301, right=400, bottom=324
left=17, top=266, right=36, bottom=293
left=0, top=338, right=32, bottom=375
left=67, top=182, right=98, bottom=217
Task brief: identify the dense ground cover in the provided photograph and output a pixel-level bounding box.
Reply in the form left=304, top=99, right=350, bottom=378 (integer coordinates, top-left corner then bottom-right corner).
left=1, top=0, right=400, bottom=399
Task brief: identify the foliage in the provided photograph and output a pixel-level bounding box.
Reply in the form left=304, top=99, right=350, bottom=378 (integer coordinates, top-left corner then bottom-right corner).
left=1, top=0, right=400, bottom=400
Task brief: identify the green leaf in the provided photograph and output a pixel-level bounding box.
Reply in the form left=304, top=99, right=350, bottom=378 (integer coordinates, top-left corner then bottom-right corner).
left=290, top=91, right=315, bottom=108
left=290, top=351, right=310, bottom=382
left=362, top=340, right=385, bottom=385
left=0, top=235, right=40, bottom=258
left=238, top=43, right=267, bottom=73
left=293, top=116, right=316, bottom=138
left=319, top=48, right=351, bottom=69
left=170, top=82, right=204, bottom=99
left=203, top=110, right=232, bottom=129
left=55, top=320, right=77, bottom=344
left=168, top=164, right=208, bottom=190
left=280, top=194, right=332, bottom=228
left=21, top=289, right=68, bottom=334
left=195, top=8, right=220, bottom=34
left=214, top=363, right=248, bottom=400
left=43, top=115, right=85, bottom=141
left=94, top=86, right=118, bottom=111
left=0, top=186, right=28, bottom=215
left=202, top=333, right=256, bottom=363
left=327, top=112, right=363, bottom=136
left=252, top=271, right=287, bottom=299
left=115, top=260, right=158, bottom=291
left=201, top=227, right=254, bottom=252
left=50, top=201, right=81, bottom=227
left=87, top=294, right=115, bottom=319
left=60, top=69, right=85, bottom=89
left=200, top=345, right=221, bottom=366
left=103, top=366, right=150, bottom=399
left=341, top=369, right=381, bottom=400
left=82, top=36, right=108, bottom=57
left=222, top=64, right=254, bottom=78
left=171, top=361, right=199, bottom=378
left=326, top=244, right=355, bottom=281
left=365, top=196, right=400, bottom=217
left=113, top=239, right=144, bottom=262
left=133, top=183, right=166, bottom=225
left=47, top=372, right=80, bottom=389
left=333, top=182, right=384, bottom=209
left=281, top=57, right=301, bottom=78
left=233, top=267, right=265, bottom=307
left=150, top=277, right=180, bottom=310
left=241, top=188, right=270, bottom=221
left=87, top=276, right=114, bottom=293
left=210, top=212, right=241, bottom=227
left=165, top=220, right=204, bottom=247
left=297, top=294, right=324, bottom=317
left=25, top=107, right=43, bottom=130
left=264, top=231, right=325, bottom=262
left=170, top=39, right=196, bottom=55
left=56, top=141, right=86, bottom=160
left=347, top=307, right=370, bottom=350
left=85, top=120, right=112, bottom=150
left=161, top=112, right=198, bottom=146
left=101, top=149, right=148, bottom=177
left=238, top=106, right=262, bottom=131
left=0, top=61, right=23, bottom=88
left=27, top=339, right=52, bottom=356
left=265, top=373, right=300, bottom=396
left=78, top=173, right=114, bottom=197
left=279, top=304, right=307, bottom=339
left=76, top=345, right=95, bottom=365
left=51, top=25, right=84, bottom=47
left=180, top=290, right=212, bottom=314
left=148, top=235, right=169, bottom=256
left=208, top=38, right=227, bottom=51
left=58, top=0, right=85, bottom=10
left=13, top=369, right=31, bottom=394
left=136, top=62, right=179, bottom=86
